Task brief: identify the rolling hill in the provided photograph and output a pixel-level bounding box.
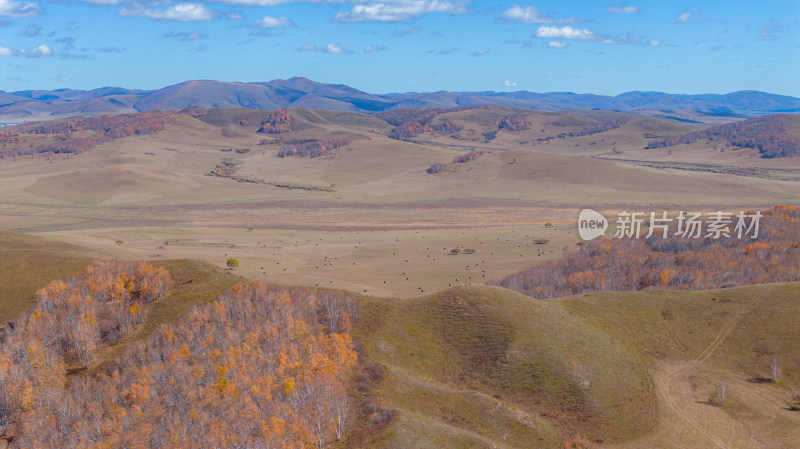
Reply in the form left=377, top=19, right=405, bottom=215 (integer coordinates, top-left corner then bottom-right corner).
left=352, top=282, right=800, bottom=449
left=2, top=230, right=798, bottom=449
left=645, top=114, right=800, bottom=158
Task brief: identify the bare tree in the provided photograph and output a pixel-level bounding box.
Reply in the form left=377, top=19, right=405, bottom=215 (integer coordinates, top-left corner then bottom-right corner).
left=332, top=392, right=351, bottom=441
left=771, top=356, right=780, bottom=383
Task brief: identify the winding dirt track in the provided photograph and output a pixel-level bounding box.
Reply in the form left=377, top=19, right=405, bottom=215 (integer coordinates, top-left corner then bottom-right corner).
left=612, top=287, right=800, bottom=449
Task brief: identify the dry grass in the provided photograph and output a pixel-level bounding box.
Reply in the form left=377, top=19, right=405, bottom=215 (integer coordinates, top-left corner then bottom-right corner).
left=2, top=107, right=800, bottom=447
left=0, top=231, right=95, bottom=322
left=352, top=282, right=800, bottom=449
left=30, top=224, right=577, bottom=298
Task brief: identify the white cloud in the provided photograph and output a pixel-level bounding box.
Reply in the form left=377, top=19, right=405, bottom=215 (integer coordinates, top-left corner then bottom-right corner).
left=334, top=0, right=468, bottom=22
left=673, top=12, right=692, bottom=23
left=0, top=0, right=39, bottom=17
left=535, top=25, right=595, bottom=40
left=499, top=4, right=550, bottom=23
left=471, top=47, right=489, bottom=56
left=201, top=0, right=293, bottom=5
left=758, top=19, right=780, bottom=41
left=19, top=24, right=41, bottom=37
left=164, top=31, right=207, bottom=41
left=392, top=26, right=422, bottom=36
left=120, top=3, right=220, bottom=22
left=53, top=74, right=71, bottom=82
left=3, top=43, right=52, bottom=57
left=298, top=43, right=352, bottom=54
left=31, top=43, right=51, bottom=57
left=325, top=43, right=349, bottom=54
left=428, top=47, right=458, bottom=55
left=498, top=4, right=576, bottom=24
left=73, top=0, right=124, bottom=4
left=534, top=24, right=659, bottom=47
left=255, top=15, right=294, bottom=28
left=503, top=80, right=517, bottom=87
left=604, top=3, right=639, bottom=14
left=365, top=44, right=386, bottom=52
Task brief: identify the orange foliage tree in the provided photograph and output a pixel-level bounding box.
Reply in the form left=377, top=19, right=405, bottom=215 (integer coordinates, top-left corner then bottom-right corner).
left=1, top=276, right=358, bottom=449
left=497, top=206, right=800, bottom=298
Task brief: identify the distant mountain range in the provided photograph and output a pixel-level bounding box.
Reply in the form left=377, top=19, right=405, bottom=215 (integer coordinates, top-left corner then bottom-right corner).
left=2, top=77, right=799, bottom=123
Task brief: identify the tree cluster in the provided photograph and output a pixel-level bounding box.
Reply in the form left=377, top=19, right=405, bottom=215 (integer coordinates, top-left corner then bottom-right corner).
left=0, top=260, right=173, bottom=442
left=259, top=109, right=292, bottom=134
left=574, top=118, right=632, bottom=137
left=498, top=113, right=529, bottom=131
left=277, top=139, right=350, bottom=158
left=208, top=158, right=238, bottom=177
left=375, top=106, right=483, bottom=140
left=427, top=150, right=488, bottom=174
left=0, top=112, right=173, bottom=158
left=645, top=114, right=800, bottom=158
left=426, top=163, right=447, bottom=174
left=1, top=271, right=358, bottom=448
left=496, top=206, right=800, bottom=299
left=453, top=150, right=486, bottom=163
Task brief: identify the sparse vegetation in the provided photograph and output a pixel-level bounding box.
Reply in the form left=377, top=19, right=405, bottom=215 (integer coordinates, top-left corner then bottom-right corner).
left=0, top=111, right=173, bottom=158
left=207, top=158, right=337, bottom=191
left=646, top=114, right=800, bottom=158
left=278, top=138, right=350, bottom=158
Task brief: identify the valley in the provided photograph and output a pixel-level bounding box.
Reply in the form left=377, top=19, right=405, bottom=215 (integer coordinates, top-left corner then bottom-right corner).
left=1, top=91, right=800, bottom=448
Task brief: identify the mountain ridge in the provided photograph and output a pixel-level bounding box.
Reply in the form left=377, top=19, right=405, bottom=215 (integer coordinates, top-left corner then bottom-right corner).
left=2, top=77, right=799, bottom=123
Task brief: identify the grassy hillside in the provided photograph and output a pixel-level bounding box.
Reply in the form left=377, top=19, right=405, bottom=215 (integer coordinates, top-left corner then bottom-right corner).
left=0, top=231, right=96, bottom=322
left=352, top=285, right=655, bottom=448
left=0, top=231, right=240, bottom=374
left=353, top=283, right=800, bottom=449
left=2, top=231, right=798, bottom=448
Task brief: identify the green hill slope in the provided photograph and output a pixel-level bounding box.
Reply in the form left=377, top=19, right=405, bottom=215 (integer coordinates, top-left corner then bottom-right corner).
left=353, top=283, right=800, bottom=449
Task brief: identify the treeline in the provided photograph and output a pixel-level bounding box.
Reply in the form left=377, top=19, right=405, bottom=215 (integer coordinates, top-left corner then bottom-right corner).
left=375, top=106, right=483, bottom=140
left=207, top=157, right=336, bottom=191
left=498, top=113, right=529, bottom=131
left=645, top=114, right=800, bottom=158
left=1, top=270, right=358, bottom=448
left=208, top=158, right=237, bottom=177
left=453, top=149, right=486, bottom=163
left=278, top=138, right=350, bottom=158
left=577, top=118, right=632, bottom=136
left=496, top=206, right=800, bottom=299
left=427, top=150, right=487, bottom=174
left=259, top=108, right=292, bottom=134
left=0, top=111, right=172, bottom=157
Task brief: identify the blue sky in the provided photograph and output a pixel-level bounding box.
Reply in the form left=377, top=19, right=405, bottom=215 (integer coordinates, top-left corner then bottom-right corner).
left=1, top=0, right=798, bottom=95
